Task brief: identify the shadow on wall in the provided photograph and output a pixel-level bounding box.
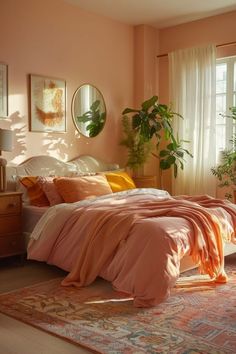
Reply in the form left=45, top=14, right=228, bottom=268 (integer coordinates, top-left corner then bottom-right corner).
left=38, top=126, right=89, bottom=162
left=1, top=112, right=109, bottom=166
left=1, top=112, right=79, bottom=164
left=40, top=132, right=71, bottom=162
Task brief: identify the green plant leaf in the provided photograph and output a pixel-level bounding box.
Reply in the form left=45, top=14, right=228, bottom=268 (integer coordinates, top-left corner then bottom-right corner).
left=156, top=104, right=168, bottom=113
left=159, top=149, right=169, bottom=157
left=141, top=96, right=158, bottom=111
left=122, top=108, right=140, bottom=114
left=150, top=126, right=157, bottom=137
left=121, top=96, right=193, bottom=175
left=174, top=163, right=178, bottom=178
left=167, top=155, right=176, bottom=165
left=167, top=143, right=175, bottom=151
left=132, top=114, right=141, bottom=128
left=160, top=160, right=171, bottom=170
left=175, top=150, right=184, bottom=158
left=211, top=105, right=236, bottom=199
left=90, top=99, right=100, bottom=111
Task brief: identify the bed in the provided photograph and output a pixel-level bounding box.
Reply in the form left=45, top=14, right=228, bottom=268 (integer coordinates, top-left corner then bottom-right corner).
left=6, top=155, right=236, bottom=307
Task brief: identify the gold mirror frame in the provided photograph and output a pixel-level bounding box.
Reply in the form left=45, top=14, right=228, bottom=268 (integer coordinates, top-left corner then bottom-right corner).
left=71, top=84, right=106, bottom=138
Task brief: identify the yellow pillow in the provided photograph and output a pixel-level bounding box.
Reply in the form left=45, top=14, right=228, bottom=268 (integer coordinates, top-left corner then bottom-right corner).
left=53, top=175, right=113, bottom=203
left=105, top=171, right=136, bottom=192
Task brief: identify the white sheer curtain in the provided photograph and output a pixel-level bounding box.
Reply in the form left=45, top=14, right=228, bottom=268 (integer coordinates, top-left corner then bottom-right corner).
left=169, top=44, right=216, bottom=196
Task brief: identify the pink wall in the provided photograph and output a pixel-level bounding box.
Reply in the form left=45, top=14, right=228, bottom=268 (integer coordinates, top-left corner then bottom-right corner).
left=0, top=0, right=134, bottom=166
left=158, top=10, right=236, bottom=192
left=133, top=25, right=159, bottom=177
left=133, top=25, right=158, bottom=107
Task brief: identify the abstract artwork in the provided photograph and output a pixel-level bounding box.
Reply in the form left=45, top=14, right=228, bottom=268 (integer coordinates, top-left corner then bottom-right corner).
left=29, top=74, right=66, bottom=132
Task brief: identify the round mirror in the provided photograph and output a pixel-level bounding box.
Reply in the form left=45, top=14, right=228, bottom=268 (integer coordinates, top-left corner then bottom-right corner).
left=72, top=84, right=106, bottom=137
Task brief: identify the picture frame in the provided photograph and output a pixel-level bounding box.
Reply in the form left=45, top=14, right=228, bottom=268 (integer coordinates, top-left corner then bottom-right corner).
left=29, top=74, right=66, bottom=132
left=0, top=63, right=8, bottom=118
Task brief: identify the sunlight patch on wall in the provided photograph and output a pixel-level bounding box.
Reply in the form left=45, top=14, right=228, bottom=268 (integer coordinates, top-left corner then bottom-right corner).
left=9, top=94, right=26, bottom=113
left=42, top=135, right=69, bottom=161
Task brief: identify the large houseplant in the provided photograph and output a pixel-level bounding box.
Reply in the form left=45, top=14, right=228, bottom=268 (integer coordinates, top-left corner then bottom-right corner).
left=211, top=107, right=236, bottom=200
left=121, top=95, right=192, bottom=178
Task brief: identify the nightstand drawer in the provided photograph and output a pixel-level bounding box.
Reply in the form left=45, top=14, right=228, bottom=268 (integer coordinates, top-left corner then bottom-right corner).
left=0, top=234, right=25, bottom=257
left=0, top=195, right=21, bottom=215
left=0, top=215, right=21, bottom=235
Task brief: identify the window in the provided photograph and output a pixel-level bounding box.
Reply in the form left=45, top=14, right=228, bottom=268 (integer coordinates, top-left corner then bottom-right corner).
left=216, top=56, right=236, bottom=160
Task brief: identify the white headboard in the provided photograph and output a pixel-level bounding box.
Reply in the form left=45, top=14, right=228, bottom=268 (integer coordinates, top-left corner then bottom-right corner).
left=6, top=155, right=120, bottom=190
left=70, top=155, right=119, bottom=173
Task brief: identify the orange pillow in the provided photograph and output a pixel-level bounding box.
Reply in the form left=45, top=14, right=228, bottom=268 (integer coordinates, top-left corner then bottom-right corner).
left=19, top=176, right=50, bottom=207
left=105, top=171, right=136, bottom=192
left=53, top=175, right=113, bottom=203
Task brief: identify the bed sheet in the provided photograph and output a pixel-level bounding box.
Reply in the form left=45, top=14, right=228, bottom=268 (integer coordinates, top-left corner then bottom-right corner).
left=22, top=205, right=49, bottom=234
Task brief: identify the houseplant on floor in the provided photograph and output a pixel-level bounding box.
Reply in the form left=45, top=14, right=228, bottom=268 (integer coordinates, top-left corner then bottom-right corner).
left=120, top=95, right=192, bottom=187
left=211, top=106, right=236, bottom=201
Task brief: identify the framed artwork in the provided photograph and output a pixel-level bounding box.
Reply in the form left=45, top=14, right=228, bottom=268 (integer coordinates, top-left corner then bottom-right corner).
left=29, top=74, right=66, bottom=132
left=0, top=63, right=8, bottom=117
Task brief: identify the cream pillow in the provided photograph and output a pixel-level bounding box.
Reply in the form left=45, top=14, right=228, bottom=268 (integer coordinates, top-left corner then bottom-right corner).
left=53, top=175, right=113, bottom=203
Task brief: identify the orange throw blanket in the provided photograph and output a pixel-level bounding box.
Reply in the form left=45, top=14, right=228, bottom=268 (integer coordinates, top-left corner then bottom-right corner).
left=62, top=195, right=236, bottom=291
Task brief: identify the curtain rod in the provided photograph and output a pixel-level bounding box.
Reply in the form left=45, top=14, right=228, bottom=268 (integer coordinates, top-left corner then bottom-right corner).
left=156, top=41, right=236, bottom=58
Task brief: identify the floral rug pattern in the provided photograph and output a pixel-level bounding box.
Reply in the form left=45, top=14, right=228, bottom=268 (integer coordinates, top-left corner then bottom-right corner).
left=0, top=256, right=236, bottom=354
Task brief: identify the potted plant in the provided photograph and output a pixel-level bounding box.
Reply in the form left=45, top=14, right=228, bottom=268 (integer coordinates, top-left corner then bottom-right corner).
left=211, top=107, right=236, bottom=201
left=121, top=96, right=192, bottom=183
left=120, top=114, right=153, bottom=174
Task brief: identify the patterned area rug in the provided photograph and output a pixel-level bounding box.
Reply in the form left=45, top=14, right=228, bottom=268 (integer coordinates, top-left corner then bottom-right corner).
left=0, top=255, right=235, bottom=354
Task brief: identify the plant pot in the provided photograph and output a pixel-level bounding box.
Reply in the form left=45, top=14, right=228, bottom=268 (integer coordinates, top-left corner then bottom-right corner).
left=132, top=175, right=157, bottom=188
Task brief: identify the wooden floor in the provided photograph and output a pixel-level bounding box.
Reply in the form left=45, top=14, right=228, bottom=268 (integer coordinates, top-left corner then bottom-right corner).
left=0, top=257, right=93, bottom=354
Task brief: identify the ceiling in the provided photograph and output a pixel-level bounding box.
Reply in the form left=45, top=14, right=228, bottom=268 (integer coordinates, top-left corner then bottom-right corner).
left=65, top=0, right=236, bottom=28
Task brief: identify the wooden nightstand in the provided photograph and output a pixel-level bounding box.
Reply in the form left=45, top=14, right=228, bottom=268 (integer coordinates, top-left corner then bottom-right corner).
left=133, top=175, right=157, bottom=188
left=0, top=191, right=25, bottom=258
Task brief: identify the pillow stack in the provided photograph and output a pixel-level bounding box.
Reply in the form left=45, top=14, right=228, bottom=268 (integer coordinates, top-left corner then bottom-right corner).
left=17, top=171, right=136, bottom=207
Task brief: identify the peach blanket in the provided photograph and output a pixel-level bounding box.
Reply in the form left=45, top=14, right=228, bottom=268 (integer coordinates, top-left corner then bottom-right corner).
left=28, top=192, right=236, bottom=307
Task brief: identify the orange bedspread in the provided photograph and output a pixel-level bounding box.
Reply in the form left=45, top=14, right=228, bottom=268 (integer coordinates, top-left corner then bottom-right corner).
left=28, top=192, right=236, bottom=307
